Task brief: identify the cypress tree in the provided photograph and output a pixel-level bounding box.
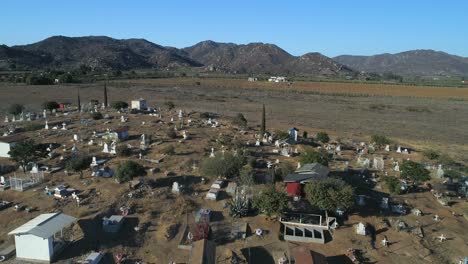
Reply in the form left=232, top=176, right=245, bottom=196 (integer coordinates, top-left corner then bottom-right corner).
left=260, top=104, right=266, bottom=136
left=103, top=81, right=108, bottom=108
left=77, top=88, right=81, bottom=112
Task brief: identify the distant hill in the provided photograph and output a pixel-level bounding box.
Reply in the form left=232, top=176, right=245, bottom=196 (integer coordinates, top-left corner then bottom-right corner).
left=0, top=36, right=357, bottom=77
left=182, top=40, right=355, bottom=76
left=334, top=50, right=468, bottom=76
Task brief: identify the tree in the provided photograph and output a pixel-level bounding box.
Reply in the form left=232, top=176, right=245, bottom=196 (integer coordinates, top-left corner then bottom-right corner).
left=43, top=101, right=60, bottom=112
left=237, top=166, right=255, bottom=186
left=166, top=128, right=177, bottom=139
left=111, top=101, right=129, bottom=110
left=300, top=148, right=329, bottom=166
left=371, top=134, right=391, bottom=146
left=316, top=132, right=330, bottom=143
left=90, top=112, right=103, bottom=120
left=260, top=104, right=266, bottom=136
left=400, top=160, right=430, bottom=184
left=116, top=145, right=132, bottom=157
left=201, top=153, right=245, bottom=179
left=273, top=161, right=295, bottom=182
left=252, top=187, right=289, bottom=217
left=232, top=113, right=247, bottom=127
left=103, top=81, right=108, bottom=108
left=8, top=140, right=44, bottom=172
left=65, top=156, right=91, bottom=177
left=304, top=178, right=355, bottom=211
left=8, top=104, right=24, bottom=116
left=114, top=160, right=146, bottom=183
left=77, top=88, right=81, bottom=112
left=302, top=131, right=308, bottom=139
left=383, top=176, right=402, bottom=194
left=164, top=101, right=175, bottom=110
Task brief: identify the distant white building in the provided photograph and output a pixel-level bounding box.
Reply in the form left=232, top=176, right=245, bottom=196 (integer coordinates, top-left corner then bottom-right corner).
left=8, top=212, right=76, bottom=263
left=268, top=76, right=287, bottom=83
left=0, top=135, right=26, bottom=158
left=248, top=77, right=258, bottom=82
left=131, top=98, right=147, bottom=110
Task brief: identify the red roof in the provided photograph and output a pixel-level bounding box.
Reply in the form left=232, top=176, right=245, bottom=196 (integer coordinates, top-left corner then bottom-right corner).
left=286, top=183, right=302, bottom=196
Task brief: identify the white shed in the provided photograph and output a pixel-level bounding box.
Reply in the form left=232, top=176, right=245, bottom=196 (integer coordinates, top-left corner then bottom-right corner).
left=0, top=135, right=26, bottom=158
left=8, top=212, right=76, bottom=263
left=131, top=98, right=147, bottom=110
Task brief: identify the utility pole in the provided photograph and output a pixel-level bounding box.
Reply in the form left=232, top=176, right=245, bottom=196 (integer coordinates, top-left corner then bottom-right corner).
left=77, top=88, right=81, bottom=112
left=103, top=78, right=108, bottom=109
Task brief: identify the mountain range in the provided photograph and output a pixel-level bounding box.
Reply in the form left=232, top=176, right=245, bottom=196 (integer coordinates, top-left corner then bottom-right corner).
left=1, top=36, right=468, bottom=77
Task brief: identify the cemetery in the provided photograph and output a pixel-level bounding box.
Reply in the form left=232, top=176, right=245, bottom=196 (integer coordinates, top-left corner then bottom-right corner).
left=0, top=91, right=466, bottom=264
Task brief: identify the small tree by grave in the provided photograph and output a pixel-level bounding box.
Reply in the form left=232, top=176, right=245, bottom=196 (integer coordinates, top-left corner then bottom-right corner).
left=316, top=132, right=330, bottom=143
left=116, top=145, right=132, bottom=157
left=237, top=166, right=255, bottom=186
left=252, top=187, right=288, bottom=217
left=90, top=112, right=103, bottom=120
left=8, top=140, right=44, bottom=172
left=164, top=101, right=175, bottom=110
left=65, top=156, right=92, bottom=178
left=371, top=134, right=391, bottom=146
left=300, top=148, right=329, bottom=166
left=43, top=101, right=60, bottom=112
left=201, top=153, right=244, bottom=179
left=400, top=160, right=430, bottom=184
left=383, top=176, right=402, bottom=194
left=304, top=178, right=354, bottom=211
left=232, top=113, right=247, bottom=128
left=166, top=128, right=177, bottom=139
left=114, top=160, right=146, bottom=183
left=8, top=104, right=24, bottom=116
left=302, top=131, right=308, bottom=139
left=273, top=161, right=295, bottom=182
left=111, top=101, right=129, bottom=110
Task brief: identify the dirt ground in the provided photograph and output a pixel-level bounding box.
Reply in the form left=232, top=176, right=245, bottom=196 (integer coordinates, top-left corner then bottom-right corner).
left=0, top=78, right=467, bottom=263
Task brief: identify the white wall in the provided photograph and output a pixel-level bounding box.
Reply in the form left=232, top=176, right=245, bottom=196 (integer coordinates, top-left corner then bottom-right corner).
left=15, top=234, right=53, bottom=262
left=0, top=142, right=11, bottom=158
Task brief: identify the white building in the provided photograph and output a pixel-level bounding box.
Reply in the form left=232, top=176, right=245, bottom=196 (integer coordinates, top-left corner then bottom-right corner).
left=131, top=98, right=147, bottom=110
left=268, top=76, right=287, bottom=83
left=8, top=212, right=76, bottom=263
left=0, top=135, right=26, bottom=158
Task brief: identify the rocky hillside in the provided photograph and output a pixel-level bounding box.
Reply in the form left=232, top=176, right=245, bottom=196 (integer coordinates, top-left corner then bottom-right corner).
left=334, top=50, right=468, bottom=76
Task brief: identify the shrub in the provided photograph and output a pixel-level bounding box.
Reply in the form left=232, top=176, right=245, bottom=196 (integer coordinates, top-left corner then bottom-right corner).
left=274, top=130, right=289, bottom=140
left=164, top=101, right=175, bottom=110
left=400, top=160, right=430, bottom=184
left=232, top=113, right=247, bottom=127
left=8, top=104, right=24, bottom=115
left=300, top=148, right=329, bottom=166
left=114, top=161, right=146, bottom=183
left=316, top=132, right=330, bottom=143
left=304, top=178, right=354, bottom=211
left=65, top=156, right=91, bottom=177
left=90, top=112, right=103, bottom=120
left=302, top=131, right=308, bottom=139
left=371, top=134, right=391, bottom=146
left=116, top=146, right=132, bottom=157
left=201, top=153, right=244, bottom=179
left=166, top=128, right=177, bottom=139
left=8, top=139, right=45, bottom=173
left=383, top=176, right=402, bottom=194
left=423, top=149, right=440, bottom=160
left=111, top=101, right=129, bottom=110
left=42, top=101, right=60, bottom=112
left=273, top=161, right=295, bottom=182
left=252, top=187, right=289, bottom=217
left=161, top=145, right=175, bottom=155
left=23, top=123, right=43, bottom=132
left=238, top=166, right=255, bottom=186
left=27, top=75, right=54, bottom=85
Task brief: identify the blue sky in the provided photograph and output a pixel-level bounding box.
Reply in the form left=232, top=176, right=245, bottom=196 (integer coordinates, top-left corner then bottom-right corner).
left=2, top=0, right=467, bottom=57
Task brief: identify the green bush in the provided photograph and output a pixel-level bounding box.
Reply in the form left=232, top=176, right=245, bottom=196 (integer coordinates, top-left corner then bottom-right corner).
left=166, top=128, right=177, bottom=139
left=400, top=160, right=430, bottom=184
left=111, top=101, right=129, bottom=110
left=252, top=187, right=289, bottom=217
left=90, top=112, right=103, bottom=120
left=383, top=176, right=402, bottom=194
left=8, top=104, right=24, bottom=115
left=114, top=160, right=146, bottom=183
left=316, top=132, right=330, bottom=143
left=274, top=130, right=289, bottom=140
left=201, top=153, right=244, bottom=179
left=232, top=113, right=247, bottom=127
left=65, top=156, right=91, bottom=177
left=371, top=134, right=391, bottom=146
left=164, top=101, right=175, bottom=110
left=43, top=101, right=60, bottom=112
left=423, top=149, right=440, bottom=160
left=304, top=178, right=354, bottom=211
left=116, top=146, right=132, bottom=157
left=300, top=148, right=329, bottom=166
left=161, top=145, right=175, bottom=155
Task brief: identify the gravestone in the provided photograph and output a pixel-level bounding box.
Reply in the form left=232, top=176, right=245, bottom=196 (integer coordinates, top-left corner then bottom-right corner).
left=210, top=148, right=215, bottom=158
left=110, top=142, right=117, bottom=154
left=91, top=157, right=98, bottom=167
left=61, top=122, right=67, bottom=130
left=436, top=165, right=444, bottom=178
left=385, top=144, right=390, bottom=151
left=356, top=222, right=367, bottom=235
left=45, top=120, right=49, bottom=130
left=373, top=157, right=385, bottom=171
left=172, top=182, right=180, bottom=194
left=103, top=143, right=109, bottom=153
left=4, top=116, right=9, bottom=123
left=396, top=146, right=402, bottom=153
